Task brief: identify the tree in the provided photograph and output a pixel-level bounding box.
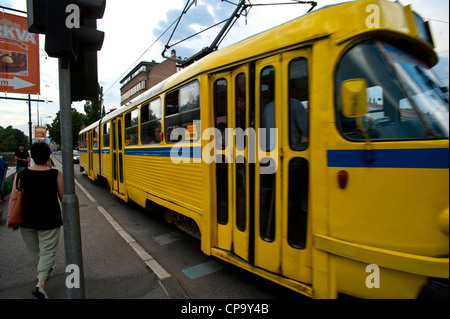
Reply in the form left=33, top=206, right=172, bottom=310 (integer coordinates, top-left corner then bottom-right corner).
left=0, top=126, right=29, bottom=151
left=46, top=108, right=86, bottom=149
left=45, top=84, right=103, bottom=149
left=84, top=84, right=104, bottom=125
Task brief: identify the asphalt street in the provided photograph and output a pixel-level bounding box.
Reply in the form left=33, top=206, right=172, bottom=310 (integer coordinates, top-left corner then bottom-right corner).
left=0, top=155, right=301, bottom=305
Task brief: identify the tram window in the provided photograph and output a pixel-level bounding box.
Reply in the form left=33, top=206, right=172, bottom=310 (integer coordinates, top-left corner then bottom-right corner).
left=260, top=158, right=276, bottom=242
left=289, top=58, right=309, bottom=151
left=93, top=127, right=98, bottom=149
left=118, top=119, right=123, bottom=151
left=103, top=122, right=110, bottom=148
left=141, top=99, right=162, bottom=144
left=112, top=121, right=116, bottom=151
left=216, top=155, right=229, bottom=225
left=260, top=66, right=275, bottom=151
left=125, top=109, right=139, bottom=146
left=214, top=79, right=227, bottom=149
left=79, top=134, right=85, bottom=149
left=119, top=153, right=124, bottom=183
left=336, top=40, right=448, bottom=140
left=165, top=81, right=200, bottom=143
left=235, top=73, right=246, bottom=150
left=288, top=157, right=308, bottom=249
left=236, top=158, right=246, bottom=231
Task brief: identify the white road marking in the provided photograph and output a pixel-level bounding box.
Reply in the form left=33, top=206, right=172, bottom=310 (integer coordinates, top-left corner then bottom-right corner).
left=75, top=179, right=171, bottom=280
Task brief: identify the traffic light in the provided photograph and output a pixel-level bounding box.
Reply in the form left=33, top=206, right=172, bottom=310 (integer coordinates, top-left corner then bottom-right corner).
left=27, top=0, right=105, bottom=59
left=27, top=0, right=105, bottom=101
left=44, top=0, right=105, bottom=59
left=27, top=0, right=47, bottom=34
left=71, top=51, right=99, bottom=101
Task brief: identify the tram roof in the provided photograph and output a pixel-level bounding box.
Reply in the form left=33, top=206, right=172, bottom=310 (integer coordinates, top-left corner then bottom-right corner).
left=166, top=0, right=433, bottom=81
left=79, top=119, right=101, bottom=134
left=89, top=0, right=434, bottom=129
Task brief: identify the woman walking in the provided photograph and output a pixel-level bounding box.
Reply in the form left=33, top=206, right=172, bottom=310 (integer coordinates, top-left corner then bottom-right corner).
left=7, top=142, right=64, bottom=299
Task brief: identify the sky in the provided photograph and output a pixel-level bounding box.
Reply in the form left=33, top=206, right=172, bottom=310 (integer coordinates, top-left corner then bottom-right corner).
left=0, top=0, right=449, bottom=136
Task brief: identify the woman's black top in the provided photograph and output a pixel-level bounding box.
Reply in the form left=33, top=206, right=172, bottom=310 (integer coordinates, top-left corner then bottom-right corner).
left=20, top=168, right=63, bottom=230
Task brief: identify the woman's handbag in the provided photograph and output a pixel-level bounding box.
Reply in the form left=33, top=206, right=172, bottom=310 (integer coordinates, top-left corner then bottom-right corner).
left=6, top=170, right=24, bottom=229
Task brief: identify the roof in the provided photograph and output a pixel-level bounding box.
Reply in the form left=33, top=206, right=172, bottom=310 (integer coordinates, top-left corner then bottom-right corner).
left=119, top=61, right=159, bottom=84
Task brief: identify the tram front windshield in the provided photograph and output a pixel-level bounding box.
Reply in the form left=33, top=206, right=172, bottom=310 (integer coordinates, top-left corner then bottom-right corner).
left=336, top=40, right=449, bottom=140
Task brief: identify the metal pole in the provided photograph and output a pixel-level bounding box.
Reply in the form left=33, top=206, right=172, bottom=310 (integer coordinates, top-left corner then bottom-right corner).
left=58, top=57, right=85, bottom=299
left=28, top=94, right=32, bottom=147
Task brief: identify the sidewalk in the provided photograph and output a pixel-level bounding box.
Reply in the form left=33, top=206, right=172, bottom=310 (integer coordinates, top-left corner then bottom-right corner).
left=0, top=166, right=177, bottom=299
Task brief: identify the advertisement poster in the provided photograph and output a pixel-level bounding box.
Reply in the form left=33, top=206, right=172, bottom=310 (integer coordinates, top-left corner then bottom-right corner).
left=34, top=126, right=47, bottom=141
left=0, top=12, right=40, bottom=95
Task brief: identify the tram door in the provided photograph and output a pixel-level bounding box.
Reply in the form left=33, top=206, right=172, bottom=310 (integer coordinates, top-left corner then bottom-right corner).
left=212, top=65, right=251, bottom=262
left=213, top=51, right=311, bottom=284
left=112, top=117, right=125, bottom=196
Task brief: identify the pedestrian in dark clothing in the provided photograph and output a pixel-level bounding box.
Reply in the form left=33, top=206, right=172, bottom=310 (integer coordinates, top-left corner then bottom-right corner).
left=14, top=143, right=30, bottom=172
left=7, top=142, right=64, bottom=299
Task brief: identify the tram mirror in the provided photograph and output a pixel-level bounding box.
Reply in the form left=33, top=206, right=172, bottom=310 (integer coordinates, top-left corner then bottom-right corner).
left=341, top=79, right=368, bottom=118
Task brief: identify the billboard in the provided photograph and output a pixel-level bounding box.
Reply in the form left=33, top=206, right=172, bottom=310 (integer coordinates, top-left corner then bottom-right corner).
left=0, top=12, right=40, bottom=95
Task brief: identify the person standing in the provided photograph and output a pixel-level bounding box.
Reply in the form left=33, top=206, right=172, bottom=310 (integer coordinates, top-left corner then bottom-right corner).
left=14, top=143, right=30, bottom=172
left=7, top=142, right=64, bottom=299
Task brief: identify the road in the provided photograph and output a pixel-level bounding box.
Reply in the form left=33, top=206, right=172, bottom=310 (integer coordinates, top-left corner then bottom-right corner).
left=0, top=154, right=303, bottom=302
left=71, top=156, right=302, bottom=300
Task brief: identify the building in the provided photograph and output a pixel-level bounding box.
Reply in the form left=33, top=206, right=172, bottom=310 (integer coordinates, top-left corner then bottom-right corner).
left=120, top=51, right=179, bottom=106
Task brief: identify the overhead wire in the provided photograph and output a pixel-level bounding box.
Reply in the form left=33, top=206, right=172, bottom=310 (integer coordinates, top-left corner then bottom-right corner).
left=104, top=0, right=316, bottom=97
left=103, top=1, right=197, bottom=97
left=106, top=0, right=447, bottom=99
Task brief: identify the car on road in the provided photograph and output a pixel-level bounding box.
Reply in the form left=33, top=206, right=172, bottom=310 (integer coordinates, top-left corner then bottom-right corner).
left=73, top=150, right=80, bottom=164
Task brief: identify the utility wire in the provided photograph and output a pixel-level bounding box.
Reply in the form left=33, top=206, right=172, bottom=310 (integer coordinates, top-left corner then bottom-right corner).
left=426, top=18, right=449, bottom=24
left=168, top=18, right=229, bottom=48
left=103, top=15, right=179, bottom=96
left=104, top=0, right=199, bottom=97
left=105, top=0, right=315, bottom=97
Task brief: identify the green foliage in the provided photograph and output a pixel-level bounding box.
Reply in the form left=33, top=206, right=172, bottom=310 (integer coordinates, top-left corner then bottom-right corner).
left=0, top=126, right=29, bottom=151
left=46, top=84, right=104, bottom=149
left=84, top=84, right=104, bottom=125
left=46, top=108, right=86, bottom=148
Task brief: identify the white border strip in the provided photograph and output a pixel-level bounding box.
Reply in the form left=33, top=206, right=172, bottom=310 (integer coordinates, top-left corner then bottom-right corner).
left=75, top=179, right=171, bottom=280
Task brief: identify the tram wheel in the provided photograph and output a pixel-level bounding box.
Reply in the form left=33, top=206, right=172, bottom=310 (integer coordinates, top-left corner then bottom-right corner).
left=164, top=209, right=176, bottom=223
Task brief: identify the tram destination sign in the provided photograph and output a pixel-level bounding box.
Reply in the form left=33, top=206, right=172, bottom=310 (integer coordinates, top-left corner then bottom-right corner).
left=0, top=12, right=40, bottom=95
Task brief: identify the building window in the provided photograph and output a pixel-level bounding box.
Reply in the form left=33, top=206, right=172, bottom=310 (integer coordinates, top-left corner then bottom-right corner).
left=121, top=80, right=147, bottom=102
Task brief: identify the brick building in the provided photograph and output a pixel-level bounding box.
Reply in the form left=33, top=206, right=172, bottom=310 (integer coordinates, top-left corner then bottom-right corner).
left=120, top=51, right=179, bottom=106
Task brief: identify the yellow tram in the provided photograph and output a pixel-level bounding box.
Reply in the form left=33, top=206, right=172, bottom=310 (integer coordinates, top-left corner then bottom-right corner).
left=79, top=0, right=449, bottom=298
